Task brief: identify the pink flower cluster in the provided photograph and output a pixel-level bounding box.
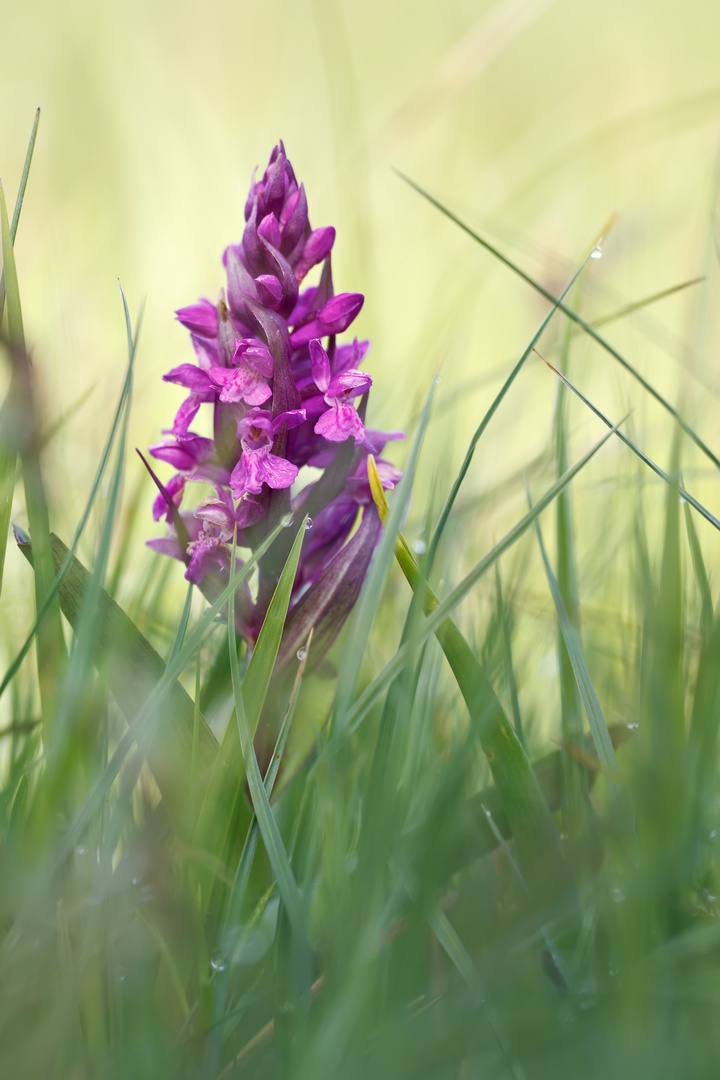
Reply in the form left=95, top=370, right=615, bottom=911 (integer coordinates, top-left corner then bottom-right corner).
left=147, top=144, right=402, bottom=657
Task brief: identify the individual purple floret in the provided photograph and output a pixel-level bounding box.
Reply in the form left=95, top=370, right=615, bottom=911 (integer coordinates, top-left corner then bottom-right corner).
left=147, top=142, right=403, bottom=666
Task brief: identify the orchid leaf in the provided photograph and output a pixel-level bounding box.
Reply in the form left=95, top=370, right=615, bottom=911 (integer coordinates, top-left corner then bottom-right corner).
left=243, top=517, right=306, bottom=736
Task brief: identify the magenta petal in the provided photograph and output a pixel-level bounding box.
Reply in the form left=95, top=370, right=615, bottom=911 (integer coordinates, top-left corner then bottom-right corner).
left=175, top=300, right=218, bottom=338
left=262, top=451, right=299, bottom=489
left=152, top=473, right=186, bottom=522
left=171, top=396, right=202, bottom=437
left=318, top=292, right=364, bottom=334
left=209, top=363, right=271, bottom=406
left=185, top=536, right=230, bottom=584
left=314, top=404, right=365, bottom=444
left=326, top=369, right=372, bottom=398
left=255, top=274, right=283, bottom=307
left=163, top=364, right=215, bottom=393
left=233, top=339, right=274, bottom=377
left=258, top=212, right=282, bottom=249
left=309, top=339, right=331, bottom=393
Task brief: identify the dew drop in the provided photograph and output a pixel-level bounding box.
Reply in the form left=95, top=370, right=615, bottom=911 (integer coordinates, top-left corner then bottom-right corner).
left=305, top=517, right=313, bottom=531
left=612, top=887, right=625, bottom=903
left=413, top=539, right=427, bottom=555
left=434, top=376, right=442, bottom=385
left=710, top=829, right=717, bottom=839
left=75, top=845, right=88, bottom=856
left=296, top=648, right=307, bottom=661
left=131, top=875, right=142, bottom=886
left=210, top=955, right=227, bottom=972
left=590, top=244, right=603, bottom=260
left=282, top=515, right=294, bottom=529
left=627, top=722, right=639, bottom=731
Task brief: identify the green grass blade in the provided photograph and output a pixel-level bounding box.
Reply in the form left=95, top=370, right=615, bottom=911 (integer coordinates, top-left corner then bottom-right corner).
left=346, top=424, right=619, bottom=736
left=542, top=356, right=720, bottom=532
left=0, top=108, right=40, bottom=321
left=396, top=171, right=720, bottom=472
left=228, top=540, right=305, bottom=938
left=533, top=515, right=618, bottom=772
left=683, top=501, right=714, bottom=639
left=369, top=461, right=571, bottom=901
left=426, top=253, right=591, bottom=570
left=168, top=582, right=194, bottom=668
left=1, top=179, right=65, bottom=732
left=243, top=518, right=306, bottom=737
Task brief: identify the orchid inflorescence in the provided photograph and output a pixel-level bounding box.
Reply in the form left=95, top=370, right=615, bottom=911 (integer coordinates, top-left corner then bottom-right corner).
left=147, top=143, right=402, bottom=665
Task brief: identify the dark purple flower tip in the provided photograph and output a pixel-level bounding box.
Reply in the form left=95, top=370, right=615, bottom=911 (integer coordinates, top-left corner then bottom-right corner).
left=258, top=212, right=282, bottom=249
left=295, top=227, right=336, bottom=281
left=176, top=300, right=218, bottom=338
left=279, top=183, right=308, bottom=256
left=255, top=274, right=283, bottom=308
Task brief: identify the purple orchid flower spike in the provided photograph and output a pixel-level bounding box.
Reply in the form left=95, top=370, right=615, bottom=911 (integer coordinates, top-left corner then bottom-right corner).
left=146, top=142, right=404, bottom=667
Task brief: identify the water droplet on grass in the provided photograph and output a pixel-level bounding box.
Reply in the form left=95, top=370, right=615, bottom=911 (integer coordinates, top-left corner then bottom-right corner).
left=413, top=539, right=427, bottom=554
left=282, top=515, right=294, bottom=528
left=305, top=517, right=313, bottom=530
left=591, top=244, right=603, bottom=260
left=297, top=648, right=307, bottom=661
left=210, top=955, right=227, bottom=972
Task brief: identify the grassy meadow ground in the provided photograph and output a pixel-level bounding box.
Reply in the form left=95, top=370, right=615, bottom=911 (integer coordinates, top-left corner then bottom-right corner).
left=2, top=0, right=720, bottom=1076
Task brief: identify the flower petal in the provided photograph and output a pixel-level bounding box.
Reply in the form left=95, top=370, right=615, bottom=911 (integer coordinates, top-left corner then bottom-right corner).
left=314, top=404, right=365, bottom=444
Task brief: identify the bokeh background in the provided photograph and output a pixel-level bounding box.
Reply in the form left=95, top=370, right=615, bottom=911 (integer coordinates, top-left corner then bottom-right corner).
left=2, top=0, right=720, bottom=725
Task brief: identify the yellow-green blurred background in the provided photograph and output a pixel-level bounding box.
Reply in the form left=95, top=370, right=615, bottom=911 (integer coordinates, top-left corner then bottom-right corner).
left=2, top=0, right=720, bottom=667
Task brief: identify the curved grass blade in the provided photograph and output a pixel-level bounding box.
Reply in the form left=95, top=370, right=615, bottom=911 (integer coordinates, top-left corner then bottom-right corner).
left=228, top=535, right=305, bottom=937
left=683, top=501, right=714, bottom=639
left=426, top=250, right=594, bottom=570
left=0, top=108, right=40, bottom=321
left=533, top=514, right=618, bottom=772
left=347, top=424, right=619, bottom=736
left=540, top=354, right=720, bottom=532
left=396, top=170, right=720, bottom=472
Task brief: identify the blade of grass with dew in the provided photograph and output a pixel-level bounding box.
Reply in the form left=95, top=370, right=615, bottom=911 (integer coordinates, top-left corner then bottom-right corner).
left=0, top=178, right=65, bottom=733
left=540, top=355, right=720, bottom=533
left=346, top=424, right=620, bottom=736
left=227, top=536, right=305, bottom=938
left=332, top=373, right=439, bottom=732
left=0, top=108, right=39, bottom=321
left=368, top=457, right=571, bottom=901
left=533, top=514, right=618, bottom=772
left=426, top=243, right=598, bottom=571
left=396, top=171, right=720, bottom=473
